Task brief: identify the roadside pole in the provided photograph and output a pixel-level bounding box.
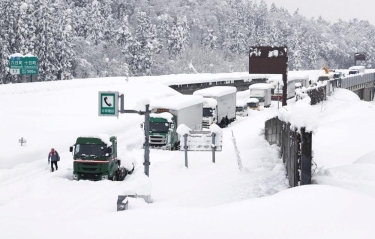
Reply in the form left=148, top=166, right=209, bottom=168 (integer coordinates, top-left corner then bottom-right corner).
left=101, top=93, right=151, bottom=177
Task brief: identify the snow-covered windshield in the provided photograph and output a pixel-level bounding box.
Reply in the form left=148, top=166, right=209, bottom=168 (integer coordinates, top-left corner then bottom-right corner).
left=203, top=108, right=213, bottom=117
left=236, top=107, right=243, bottom=112
left=75, top=144, right=106, bottom=157
left=150, top=122, right=169, bottom=133
left=248, top=102, right=258, bottom=108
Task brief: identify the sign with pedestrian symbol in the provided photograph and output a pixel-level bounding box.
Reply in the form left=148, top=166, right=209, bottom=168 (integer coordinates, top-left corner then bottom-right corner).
left=98, top=91, right=119, bottom=117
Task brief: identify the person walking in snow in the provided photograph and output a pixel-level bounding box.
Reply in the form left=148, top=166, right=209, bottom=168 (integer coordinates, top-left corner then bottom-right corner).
left=48, top=148, right=60, bottom=172
left=224, top=115, right=230, bottom=127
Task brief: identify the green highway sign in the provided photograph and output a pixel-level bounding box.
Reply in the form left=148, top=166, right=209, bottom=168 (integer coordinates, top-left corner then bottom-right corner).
left=9, top=55, right=39, bottom=75
left=98, top=91, right=119, bottom=117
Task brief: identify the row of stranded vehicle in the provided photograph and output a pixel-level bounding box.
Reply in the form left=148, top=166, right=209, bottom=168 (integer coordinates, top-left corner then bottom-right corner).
left=148, top=84, right=274, bottom=150
left=69, top=67, right=366, bottom=182
left=68, top=84, right=271, bottom=182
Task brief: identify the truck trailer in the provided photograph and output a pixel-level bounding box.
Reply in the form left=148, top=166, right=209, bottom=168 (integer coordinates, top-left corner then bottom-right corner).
left=149, top=95, right=203, bottom=150
left=70, top=135, right=134, bottom=181
left=249, top=83, right=272, bottom=108
left=193, top=86, right=237, bottom=128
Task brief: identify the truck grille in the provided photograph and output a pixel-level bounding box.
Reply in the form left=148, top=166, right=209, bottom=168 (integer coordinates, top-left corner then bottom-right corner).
left=80, top=173, right=101, bottom=180
left=202, top=120, right=210, bottom=128
left=150, top=135, right=166, bottom=145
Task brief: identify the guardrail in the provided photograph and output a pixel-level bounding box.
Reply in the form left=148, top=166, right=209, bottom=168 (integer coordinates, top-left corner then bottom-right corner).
left=265, top=117, right=312, bottom=187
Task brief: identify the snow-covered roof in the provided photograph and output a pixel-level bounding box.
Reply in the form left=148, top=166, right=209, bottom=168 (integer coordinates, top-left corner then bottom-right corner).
left=150, top=112, right=173, bottom=122
left=203, top=98, right=217, bottom=108
left=249, top=83, right=272, bottom=90
left=267, top=73, right=309, bottom=84
left=78, top=134, right=112, bottom=146
left=349, top=66, right=365, bottom=70
left=193, top=86, right=237, bottom=97
left=151, top=95, right=203, bottom=110
left=236, top=99, right=248, bottom=106
left=247, top=98, right=259, bottom=103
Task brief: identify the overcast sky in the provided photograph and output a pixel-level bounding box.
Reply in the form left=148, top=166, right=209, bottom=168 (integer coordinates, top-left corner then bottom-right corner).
left=263, top=0, right=375, bottom=25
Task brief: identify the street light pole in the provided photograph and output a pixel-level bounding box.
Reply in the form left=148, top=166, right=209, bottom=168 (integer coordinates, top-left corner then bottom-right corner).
left=277, top=81, right=280, bottom=109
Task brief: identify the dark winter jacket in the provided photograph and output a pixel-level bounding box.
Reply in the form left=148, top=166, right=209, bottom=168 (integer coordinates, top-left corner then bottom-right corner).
left=48, top=151, right=60, bottom=162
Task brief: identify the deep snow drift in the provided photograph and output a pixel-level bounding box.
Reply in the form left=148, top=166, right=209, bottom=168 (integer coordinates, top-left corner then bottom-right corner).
left=1, top=74, right=375, bottom=238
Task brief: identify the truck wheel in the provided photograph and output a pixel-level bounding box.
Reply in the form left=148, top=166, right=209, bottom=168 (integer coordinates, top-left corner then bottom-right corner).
left=111, top=172, right=118, bottom=181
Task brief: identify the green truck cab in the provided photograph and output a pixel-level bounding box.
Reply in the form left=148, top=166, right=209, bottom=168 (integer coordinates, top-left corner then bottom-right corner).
left=70, top=135, right=133, bottom=181
left=149, top=112, right=178, bottom=150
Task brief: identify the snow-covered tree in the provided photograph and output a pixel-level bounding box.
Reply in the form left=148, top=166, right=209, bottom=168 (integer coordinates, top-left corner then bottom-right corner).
left=128, top=11, right=162, bottom=75
left=167, top=16, right=190, bottom=58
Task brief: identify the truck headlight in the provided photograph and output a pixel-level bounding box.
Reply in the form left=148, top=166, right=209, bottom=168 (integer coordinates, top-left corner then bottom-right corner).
left=102, top=175, right=108, bottom=180
left=73, top=174, right=78, bottom=180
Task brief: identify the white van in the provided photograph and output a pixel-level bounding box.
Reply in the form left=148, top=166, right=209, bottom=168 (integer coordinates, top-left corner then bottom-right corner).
left=349, top=66, right=365, bottom=74
left=236, top=100, right=248, bottom=117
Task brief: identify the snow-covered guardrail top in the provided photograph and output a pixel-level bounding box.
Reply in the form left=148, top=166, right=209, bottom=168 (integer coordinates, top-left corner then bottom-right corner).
left=150, top=95, right=203, bottom=110
left=193, top=86, right=237, bottom=97
left=249, top=83, right=273, bottom=90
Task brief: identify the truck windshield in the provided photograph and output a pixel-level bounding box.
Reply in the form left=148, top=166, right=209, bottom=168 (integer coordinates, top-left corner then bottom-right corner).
left=203, top=108, right=213, bottom=117
left=75, top=144, right=106, bottom=157
left=248, top=103, right=258, bottom=108
left=150, top=122, right=169, bottom=133
left=236, top=107, right=243, bottom=112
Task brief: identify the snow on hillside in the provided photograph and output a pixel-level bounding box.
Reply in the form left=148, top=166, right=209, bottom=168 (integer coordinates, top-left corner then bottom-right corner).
left=1, top=74, right=375, bottom=238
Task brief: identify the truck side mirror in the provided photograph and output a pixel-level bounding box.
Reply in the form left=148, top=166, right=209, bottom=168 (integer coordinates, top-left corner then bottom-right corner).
left=69, top=146, right=73, bottom=152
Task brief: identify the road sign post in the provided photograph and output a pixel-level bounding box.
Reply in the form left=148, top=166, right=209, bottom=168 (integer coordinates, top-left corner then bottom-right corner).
left=99, top=92, right=151, bottom=177
left=249, top=46, right=288, bottom=106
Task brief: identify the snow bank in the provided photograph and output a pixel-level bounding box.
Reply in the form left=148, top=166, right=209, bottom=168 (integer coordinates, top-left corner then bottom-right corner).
left=354, top=150, right=375, bottom=165
left=333, top=88, right=360, bottom=101
left=151, top=95, right=203, bottom=110
left=150, top=112, right=173, bottom=122
left=278, top=100, right=319, bottom=132
left=249, top=83, right=272, bottom=90
left=193, top=86, right=237, bottom=97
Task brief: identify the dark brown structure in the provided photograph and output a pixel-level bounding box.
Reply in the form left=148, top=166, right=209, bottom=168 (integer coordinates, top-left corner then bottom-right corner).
left=249, top=46, right=288, bottom=106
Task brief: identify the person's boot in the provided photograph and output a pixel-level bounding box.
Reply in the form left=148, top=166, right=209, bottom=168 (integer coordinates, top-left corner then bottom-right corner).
left=51, top=168, right=54, bottom=172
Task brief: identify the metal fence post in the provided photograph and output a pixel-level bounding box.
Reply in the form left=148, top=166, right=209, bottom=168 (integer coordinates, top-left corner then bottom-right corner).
left=144, top=104, right=150, bottom=176
left=212, top=132, right=216, bottom=163
left=301, top=127, right=312, bottom=185
left=184, top=134, right=188, bottom=168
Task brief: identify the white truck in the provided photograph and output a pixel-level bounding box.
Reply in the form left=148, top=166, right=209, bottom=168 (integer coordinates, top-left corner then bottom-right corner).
left=193, top=86, right=237, bottom=128
left=349, top=66, right=365, bottom=74
left=236, top=99, right=248, bottom=116
left=149, top=95, right=203, bottom=150
left=267, top=75, right=303, bottom=100
left=249, top=83, right=272, bottom=108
